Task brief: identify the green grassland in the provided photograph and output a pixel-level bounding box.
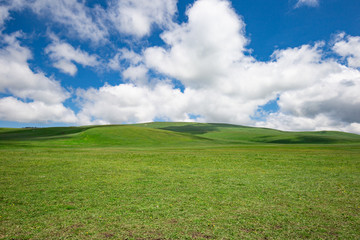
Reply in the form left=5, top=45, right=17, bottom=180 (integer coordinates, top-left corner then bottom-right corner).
left=1, top=123, right=360, bottom=239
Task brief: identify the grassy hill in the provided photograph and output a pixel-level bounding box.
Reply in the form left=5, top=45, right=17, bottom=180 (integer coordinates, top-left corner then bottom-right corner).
left=146, top=122, right=360, bottom=144
left=1, top=122, right=360, bottom=148
left=1, top=122, right=360, bottom=239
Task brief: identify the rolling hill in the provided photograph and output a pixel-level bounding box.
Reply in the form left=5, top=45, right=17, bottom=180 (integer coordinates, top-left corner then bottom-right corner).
left=1, top=122, right=360, bottom=148
left=1, top=122, right=360, bottom=239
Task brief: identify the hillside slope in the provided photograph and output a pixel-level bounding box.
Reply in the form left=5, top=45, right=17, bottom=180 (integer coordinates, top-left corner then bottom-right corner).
left=141, top=122, right=360, bottom=144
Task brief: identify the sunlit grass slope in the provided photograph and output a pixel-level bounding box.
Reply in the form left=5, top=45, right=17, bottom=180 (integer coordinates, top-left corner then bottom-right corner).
left=70, top=125, right=213, bottom=147
left=0, top=125, right=211, bottom=148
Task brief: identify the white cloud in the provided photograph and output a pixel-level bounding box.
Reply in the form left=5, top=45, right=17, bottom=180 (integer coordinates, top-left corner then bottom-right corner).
left=0, top=0, right=24, bottom=27
left=75, top=81, right=269, bottom=126
left=257, top=66, right=360, bottom=134
left=145, top=0, right=249, bottom=89
left=0, top=0, right=24, bottom=29
left=333, top=33, right=360, bottom=68
left=0, top=32, right=76, bottom=123
left=76, top=83, right=190, bottom=125
left=2, top=0, right=178, bottom=42
left=30, top=0, right=108, bottom=43
left=0, top=6, right=10, bottom=26
left=295, top=0, right=319, bottom=8
left=45, top=37, right=100, bottom=76
left=278, top=67, right=360, bottom=123
left=108, top=0, right=177, bottom=37
left=108, top=48, right=150, bottom=86
left=0, top=97, right=76, bottom=123
left=0, top=0, right=108, bottom=43
left=122, top=65, right=149, bottom=85
left=108, top=48, right=143, bottom=71
left=142, top=0, right=360, bottom=133
left=0, top=32, right=69, bottom=103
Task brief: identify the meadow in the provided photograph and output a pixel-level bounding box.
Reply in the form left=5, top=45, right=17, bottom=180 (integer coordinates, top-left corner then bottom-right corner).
left=1, top=123, right=360, bottom=239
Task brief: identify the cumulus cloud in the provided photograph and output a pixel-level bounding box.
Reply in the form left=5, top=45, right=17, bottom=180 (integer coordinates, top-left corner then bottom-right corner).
left=108, top=48, right=143, bottom=71
left=0, top=97, right=76, bottom=123
left=257, top=66, right=360, bottom=133
left=0, top=0, right=107, bottom=43
left=145, top=0, right=249, bottom=89
left=278, top=68, right=360, bottom=123
left=0, top=0, right=24, bottom=27
left=122, top=65, right=149, bottom=85
left=295, top=0, right=319, bottom=8
left=0, top=0, right=24, bottom=28
left=333, top=33, right=360, bottom=68
left=29, top=0, right=108, bottom=43
left=108, top=48, right=150, bottom=85
left=0, top=32, right=69, bottom=103
left=0, top=32, right=76, bottom=123
left=76, top=83, right=190, bottom=125
left=45, top=36, right=100, bottom=76
left=2, top=0, right=178, bottom=42
left=143, top=0, right=360, bottom=133
left=0, top=5, right=10, bottom=26
left=108, top=0, right=177, bottom=37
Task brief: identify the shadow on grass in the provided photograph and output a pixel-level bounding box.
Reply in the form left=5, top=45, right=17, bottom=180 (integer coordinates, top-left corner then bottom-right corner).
left=160, top=123, right=248, bottom=135
left=0, top=127, right=92, bottom=141
left=160, top=124, right=217, bottom=134
left=260, top=135, right=340, bottom=144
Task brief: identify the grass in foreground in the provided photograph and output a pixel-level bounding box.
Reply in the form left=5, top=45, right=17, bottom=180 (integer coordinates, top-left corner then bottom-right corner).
left=0, top=123, right=360, bottom=239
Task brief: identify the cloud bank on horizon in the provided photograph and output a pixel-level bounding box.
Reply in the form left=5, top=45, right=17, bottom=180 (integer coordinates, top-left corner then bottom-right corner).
left=0, top=0, right=360, bottom=133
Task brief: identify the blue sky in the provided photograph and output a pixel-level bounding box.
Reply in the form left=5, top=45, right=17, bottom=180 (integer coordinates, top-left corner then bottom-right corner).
left=1, top=0, right=360, bottom=133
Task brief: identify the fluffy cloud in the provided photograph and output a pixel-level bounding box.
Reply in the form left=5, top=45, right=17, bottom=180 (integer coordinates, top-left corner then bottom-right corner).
left=0, top=5, right=10, bottom=26
left=145, top=0, right=249, bottom=89
left=76, top=83, right=190, bottom=125
left=30, top=0, right=108, bottom=43
left=333, top=33, right=360, bottom=68
left=108, top=0, right=177, bottom=37
left=75, top=82, right=267, bottom=126
left=122, top=65, right=149, bottom=85
left=0, top=32, right=69, bottom=103
left=0, top=0, right=107, bottom=43
left=0, top=32, right=76, bottom=123
left=108, top=48, right=150, bottom=85
left=143, top=0, right=360, bottom=133
left=278, top=68, right=360, bottom=124
left=257, top=66, right=360, bottom=133
left=0, top=97, right=76, bottom=123
left=0, top=0, right=24, bottom=27
left=45, top=37, right=100, bottom=76
left=295, top=0, right=319, bottom=8
left=108, top=48, right=143, bottom=72
left=2, top=0, right=177, bottom=42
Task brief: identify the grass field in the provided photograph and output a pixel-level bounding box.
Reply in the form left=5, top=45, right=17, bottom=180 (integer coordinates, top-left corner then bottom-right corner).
left=1, top=123, right=360, bottom=239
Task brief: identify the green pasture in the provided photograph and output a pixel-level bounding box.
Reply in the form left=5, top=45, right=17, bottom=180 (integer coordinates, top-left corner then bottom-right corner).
left=1, top=123, right=360, bottom=239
